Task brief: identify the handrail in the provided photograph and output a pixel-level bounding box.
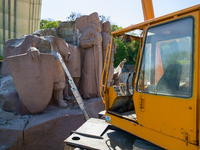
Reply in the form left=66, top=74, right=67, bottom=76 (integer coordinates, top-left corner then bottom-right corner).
left=100, top=43, right=110, bottom=103
left=104, top=36, right=114, bottom=93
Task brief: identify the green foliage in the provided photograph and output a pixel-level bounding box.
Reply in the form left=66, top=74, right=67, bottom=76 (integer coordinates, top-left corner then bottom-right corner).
left=40, top=20, right=59, bottom=29
left=125, top=40, right=139, bottom=65
left=114, top=38, right=128, bottom=67
left=111, top=24, right=122, bottom=33
left=111, top=24, right=139, bottom=67
left=113, top=37, right=139, bottom=67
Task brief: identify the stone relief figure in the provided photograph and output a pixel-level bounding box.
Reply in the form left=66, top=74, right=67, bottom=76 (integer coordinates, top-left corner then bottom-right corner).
left=30, top=38, right=69, bottom=109
left=76, top=12, right=103, bottom=99
left=101, top=21, right=117, bottom=87
left=45, top=36, right=81, bottom=101
left=63, top=44, right=81, bottom=100
left=4, top=36, right=69, bottom=115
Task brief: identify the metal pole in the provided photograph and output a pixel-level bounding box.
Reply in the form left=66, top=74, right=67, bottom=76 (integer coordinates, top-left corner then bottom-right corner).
left=104, top=36, right=114, bottom=93
left=100, top=43, right=110, bottom=103
left=141, top=0, right=155, bottom=21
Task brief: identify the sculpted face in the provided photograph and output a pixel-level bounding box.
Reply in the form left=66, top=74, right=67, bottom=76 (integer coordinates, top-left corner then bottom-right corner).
left=89, top=12, right=101, bottom=32
left=103, top=21, right=111, bottom=33
left=91, top=20, right=101, bottom=32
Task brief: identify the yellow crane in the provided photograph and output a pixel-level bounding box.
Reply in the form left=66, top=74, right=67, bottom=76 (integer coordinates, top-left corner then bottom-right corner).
left=101, top=0, right=200, bottom=149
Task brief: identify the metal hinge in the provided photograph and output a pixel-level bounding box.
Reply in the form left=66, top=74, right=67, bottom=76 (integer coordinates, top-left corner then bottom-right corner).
left=139, top=96, right=145, bottom=111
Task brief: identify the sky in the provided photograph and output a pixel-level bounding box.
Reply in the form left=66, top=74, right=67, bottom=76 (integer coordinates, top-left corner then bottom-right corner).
left=41, top=0, right=200, bottom=28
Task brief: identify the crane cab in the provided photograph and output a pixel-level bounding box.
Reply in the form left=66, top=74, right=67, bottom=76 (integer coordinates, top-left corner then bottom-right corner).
left=102, top=4, right=200, bottom=150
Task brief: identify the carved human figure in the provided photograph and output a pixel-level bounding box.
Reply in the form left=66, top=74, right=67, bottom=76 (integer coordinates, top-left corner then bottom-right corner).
left=45, top=36, right=81, bottom=101
left=63, top=45, right=81, bottom=100
left=27, top=39, right=68, bottom=109
left=101, top=21, right=116, bottom=87
left=77, top=12, right=103, bottom=99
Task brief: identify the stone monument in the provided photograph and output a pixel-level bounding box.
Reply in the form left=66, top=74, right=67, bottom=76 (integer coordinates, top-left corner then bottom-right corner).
left=76, top=12, right=103, bottom=99
left=1, top=36, right=70, bottom=114
left=63, top=44, right=81, bottom=100
left=0, top=12, right=122, bottom=115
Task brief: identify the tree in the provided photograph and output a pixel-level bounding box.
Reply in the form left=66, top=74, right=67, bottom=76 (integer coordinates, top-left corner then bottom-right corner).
left=125, top=40, right=139, bottom=65
left=40, top=20, right=59, bottom=29
left=113, top=38, right=128, bottom=67
left=67, top=12, right=83, bottom=21
left=111, top=24, right=139, bottom=67
left=111, top=24, right=122, bottom=33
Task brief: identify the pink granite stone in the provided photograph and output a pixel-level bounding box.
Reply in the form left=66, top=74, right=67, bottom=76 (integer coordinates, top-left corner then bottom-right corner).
left=7, top=53, right=55, bottom=114
left=2, top=35, right=42, bottom=76
left=76, top=12, right=103, bottom=98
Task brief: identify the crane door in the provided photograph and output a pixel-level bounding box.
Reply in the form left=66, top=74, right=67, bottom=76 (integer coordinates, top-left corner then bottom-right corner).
left=134, top=16, right=198, bottom=144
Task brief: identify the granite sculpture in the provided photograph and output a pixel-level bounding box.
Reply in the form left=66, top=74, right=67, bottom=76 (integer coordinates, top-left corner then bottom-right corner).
left=76, top=12, right=103, bottom=99
left=27, top=38, right=69, bottom=111
left=0, top=12, right=122, bottom=115
left=1, top=36, right=69, bottom=114
left=63, top=44, right=81, bottom=100
left=7, top=50, right=55, bottom=114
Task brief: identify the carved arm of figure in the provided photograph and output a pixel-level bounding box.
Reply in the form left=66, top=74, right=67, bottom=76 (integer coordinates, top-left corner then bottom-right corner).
left=45, top=37, right=71, bottom=62
left=79, top=27, right=97, bottom=49
left=27, top=47, right=41, bottom=63
left=55, top=38, right=71, bottom=62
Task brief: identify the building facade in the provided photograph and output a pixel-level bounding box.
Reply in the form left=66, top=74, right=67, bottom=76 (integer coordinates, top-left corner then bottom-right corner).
left=0, top=0, right=42, bottom=56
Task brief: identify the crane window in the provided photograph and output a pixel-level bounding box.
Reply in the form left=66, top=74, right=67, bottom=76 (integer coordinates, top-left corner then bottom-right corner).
left=137, top=17, right=193, bottom=98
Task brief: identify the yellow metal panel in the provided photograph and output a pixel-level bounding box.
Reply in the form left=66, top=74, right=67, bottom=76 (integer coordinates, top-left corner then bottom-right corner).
left=108, top=87, right=118, bottom=109
left=133, top=11, right=199, bottom=144
left=105, top=113, right=198, bottom=150
left=197, top=7, right=200, bottom=146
